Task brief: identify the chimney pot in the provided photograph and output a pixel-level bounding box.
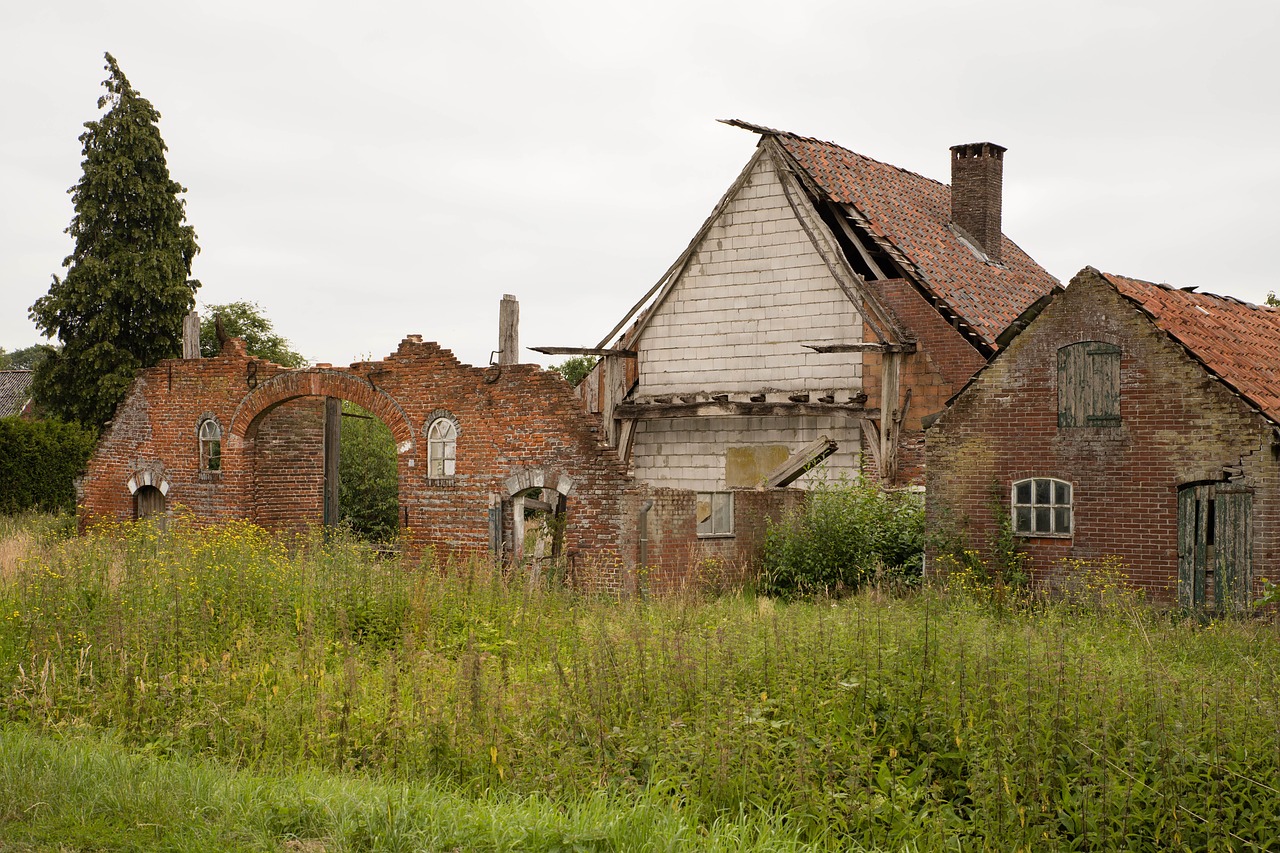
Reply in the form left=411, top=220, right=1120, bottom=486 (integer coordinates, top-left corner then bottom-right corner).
left=949, top=142, right=1006, bottom=261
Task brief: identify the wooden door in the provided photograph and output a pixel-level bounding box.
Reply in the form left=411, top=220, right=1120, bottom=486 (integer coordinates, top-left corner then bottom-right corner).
left=134, top=485, right=166, bottom=522
left=1178, top=483, right=1251, bottom=611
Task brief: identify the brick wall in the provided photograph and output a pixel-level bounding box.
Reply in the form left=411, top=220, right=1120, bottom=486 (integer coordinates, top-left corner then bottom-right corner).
left=631, top=486, right=803, bottom=595
left=926, top=269, right=1279, bottom=603
left=81, top=337, right=640, bottom=593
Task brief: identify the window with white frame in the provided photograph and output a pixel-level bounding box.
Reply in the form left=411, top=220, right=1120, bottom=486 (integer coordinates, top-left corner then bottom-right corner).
left=198, top=418, right=222, bottom=471
left=1012, top=478, right=1071, bottom=536
left=426, top=417, right=457, bottom=479
left=696, top=491, right=733, bottom=537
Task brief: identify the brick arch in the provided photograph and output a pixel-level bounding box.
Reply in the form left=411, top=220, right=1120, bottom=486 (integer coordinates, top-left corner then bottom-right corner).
left=229, top=369, right=416, bottom=447
left=504, top=466, right=574, bottom=497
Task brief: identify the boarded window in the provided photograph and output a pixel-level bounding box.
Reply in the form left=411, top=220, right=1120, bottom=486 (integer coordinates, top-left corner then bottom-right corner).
left=696, top=492, right=734, bottom=537
left=1011, top=478, right=1072, bottom=536
left=1058, top=341, right=1120, bottom=427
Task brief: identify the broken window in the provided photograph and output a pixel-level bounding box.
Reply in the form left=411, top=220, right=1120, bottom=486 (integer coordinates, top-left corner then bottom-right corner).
left=426, top=416, right=457, bottom=480
left=199, top=418, right=222, bottom=471
left=1012, top=478, right=1072, bottom=537
left=696, top=491, right=734, bottom=537
left=1058, top=341, right=1121, bottom=427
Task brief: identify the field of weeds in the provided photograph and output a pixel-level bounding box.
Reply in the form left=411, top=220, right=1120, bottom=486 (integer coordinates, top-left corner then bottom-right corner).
left=1, top=513, right=1278, bottom=851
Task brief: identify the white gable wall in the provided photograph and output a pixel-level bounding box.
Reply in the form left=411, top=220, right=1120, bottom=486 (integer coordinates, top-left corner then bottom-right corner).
left=635, top=153, right=863, bottom=397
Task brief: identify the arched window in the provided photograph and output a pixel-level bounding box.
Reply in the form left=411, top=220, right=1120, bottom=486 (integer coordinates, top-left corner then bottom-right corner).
left=199, top=418, right=222, bottom=471
left=1012, top=478, right=1072, bottom=537
left=427, top=417, right=457, bottom=479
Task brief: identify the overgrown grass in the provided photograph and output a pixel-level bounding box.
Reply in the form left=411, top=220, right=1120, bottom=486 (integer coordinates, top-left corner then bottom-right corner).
left=0, top=726, right=813, bottom=851
left=2, top=515, right=1279, bottom=850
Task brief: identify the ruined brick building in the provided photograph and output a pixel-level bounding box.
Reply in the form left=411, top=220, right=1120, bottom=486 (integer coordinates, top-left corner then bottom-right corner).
left=79, top=320, right=653, bottom=592
left=926, top=267, right=1280, bottom=608
left=555, top=121, right=1058, bottom=573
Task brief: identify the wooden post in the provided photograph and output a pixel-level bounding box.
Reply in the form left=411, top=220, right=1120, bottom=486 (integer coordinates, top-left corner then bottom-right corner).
left=498, top=294, right=519, bottom=365
left=182, top=310, right=201, bottom=359
left=323, top=397, right=341, bottom=528
left=879, top=351, right=900, bottom=482
left=601, top=354, right=624, bottom=446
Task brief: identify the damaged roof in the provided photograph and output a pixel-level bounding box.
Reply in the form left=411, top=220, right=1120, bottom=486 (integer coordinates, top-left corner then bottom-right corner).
left=0, top=370, right=33, bottom=418
left=723, top=120, right=1060, bottom=348
left=1104, top=271, right=1280, bottom=423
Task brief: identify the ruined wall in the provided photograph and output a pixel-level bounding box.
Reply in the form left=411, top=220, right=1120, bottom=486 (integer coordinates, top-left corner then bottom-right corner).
left=632, top=486, right=803, bottom=595
left=926, top=272, right=1279, bottom=603
left=81, top=337, right=641, bottom=593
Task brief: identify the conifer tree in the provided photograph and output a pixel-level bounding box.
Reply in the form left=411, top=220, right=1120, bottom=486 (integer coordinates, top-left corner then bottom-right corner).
left=30, top=53, right=200, bottom=427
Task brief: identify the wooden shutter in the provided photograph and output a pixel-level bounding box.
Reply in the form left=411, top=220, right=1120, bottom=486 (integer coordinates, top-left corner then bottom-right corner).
left=1058, top=342, right=1120, bottom=428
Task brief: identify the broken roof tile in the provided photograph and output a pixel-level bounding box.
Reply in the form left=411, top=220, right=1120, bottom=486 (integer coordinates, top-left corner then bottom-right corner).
left=1104, top=272, right=1280, bottom=422
left=724, top=120, right=1060, bottom=347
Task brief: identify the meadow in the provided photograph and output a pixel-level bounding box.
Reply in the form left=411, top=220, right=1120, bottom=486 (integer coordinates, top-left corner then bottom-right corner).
left=1, top=513, right=1278, bottom=851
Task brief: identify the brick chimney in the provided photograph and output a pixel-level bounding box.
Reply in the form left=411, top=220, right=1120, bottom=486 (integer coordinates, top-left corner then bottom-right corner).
left=949, top=142, right=1006, bottom=261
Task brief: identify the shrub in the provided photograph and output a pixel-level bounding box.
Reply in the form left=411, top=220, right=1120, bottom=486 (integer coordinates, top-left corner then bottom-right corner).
left=0, top=416, right=97, bottom=514
left=759, top=479, right=923, bottom=597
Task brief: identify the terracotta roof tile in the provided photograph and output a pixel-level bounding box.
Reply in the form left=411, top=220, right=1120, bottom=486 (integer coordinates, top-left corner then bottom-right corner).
left=1104, top=272, right=1280, bottom=422
left=725, top=121, right=1060, bottom=347
left=0, top=370, right=33, bottom=418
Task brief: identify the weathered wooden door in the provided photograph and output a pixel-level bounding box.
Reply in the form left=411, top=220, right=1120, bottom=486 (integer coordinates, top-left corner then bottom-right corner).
left=1178, top=483, right=1251, bottom=611
left=134, top=485, right=166, bottom=522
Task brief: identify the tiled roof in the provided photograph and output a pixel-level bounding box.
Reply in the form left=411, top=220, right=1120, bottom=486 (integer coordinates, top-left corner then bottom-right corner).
left=0, top=370, right=33, bottom=418
left=723, top=120, right=1060, bottom=348
left=1104, top=272, right=1280, bottom=423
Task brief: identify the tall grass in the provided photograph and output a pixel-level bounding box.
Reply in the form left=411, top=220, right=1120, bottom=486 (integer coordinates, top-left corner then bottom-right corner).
left=2, top=515, right=1279, bottom=849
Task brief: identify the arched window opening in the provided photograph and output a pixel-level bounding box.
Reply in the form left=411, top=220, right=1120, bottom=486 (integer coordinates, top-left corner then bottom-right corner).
left=427, top=417, right=458, bottom=480
left=199, top=418, right=222, bottom=471
left=1012, top=477, right=1072, bottom=537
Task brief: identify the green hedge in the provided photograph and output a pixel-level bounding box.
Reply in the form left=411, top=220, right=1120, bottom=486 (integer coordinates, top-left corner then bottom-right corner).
left=0, top=417, right=97, bottom=514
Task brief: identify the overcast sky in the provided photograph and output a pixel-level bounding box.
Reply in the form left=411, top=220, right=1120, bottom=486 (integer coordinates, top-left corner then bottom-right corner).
left=3, top=1, right=1277, bottom=368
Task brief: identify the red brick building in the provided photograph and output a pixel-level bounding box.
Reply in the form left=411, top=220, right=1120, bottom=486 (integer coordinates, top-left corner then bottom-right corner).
left=926, top=267, right=1280, bottom=608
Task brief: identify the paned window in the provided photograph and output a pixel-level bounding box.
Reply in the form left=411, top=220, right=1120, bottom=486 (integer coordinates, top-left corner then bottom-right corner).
left=427, top=417, right=457, bottom=479
left=199, top=418, right=222, bottom=471
left=1012, top=478, right=1072, bottom=536
left=696, top=492, right=734, bottom=537
left=1058, top=341, right=1121, bottom=427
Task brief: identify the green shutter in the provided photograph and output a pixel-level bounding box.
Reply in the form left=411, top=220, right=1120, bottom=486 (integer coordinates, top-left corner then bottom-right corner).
left=1059, top=342, right=1120, bottom=428
left=1214, top=489, right=1252, bottom=612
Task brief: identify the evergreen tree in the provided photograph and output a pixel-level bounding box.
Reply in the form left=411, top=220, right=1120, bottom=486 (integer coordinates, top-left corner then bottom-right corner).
left=30, top=53, right=200, bottom=427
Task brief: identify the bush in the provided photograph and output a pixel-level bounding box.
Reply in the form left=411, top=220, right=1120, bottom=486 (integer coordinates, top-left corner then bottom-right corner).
left=759, top=479, right=923, bottom=597
left=0, top=416, right=97, bottom=514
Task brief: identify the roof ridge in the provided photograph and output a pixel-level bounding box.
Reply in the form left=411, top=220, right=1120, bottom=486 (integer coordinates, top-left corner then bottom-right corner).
left=1103, top=270, right=1279, bottom=313
left=719, top=118, right=943, bottom=189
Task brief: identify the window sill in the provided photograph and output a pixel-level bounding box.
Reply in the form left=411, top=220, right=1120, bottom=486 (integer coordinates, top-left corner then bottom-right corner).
left=1015, top=533, right=1072, bottom=540
left=697, top=533, right=735, bottom=540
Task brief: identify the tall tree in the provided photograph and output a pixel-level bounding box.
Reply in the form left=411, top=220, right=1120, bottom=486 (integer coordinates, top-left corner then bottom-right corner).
left=30, top=53, right=200, bottom=427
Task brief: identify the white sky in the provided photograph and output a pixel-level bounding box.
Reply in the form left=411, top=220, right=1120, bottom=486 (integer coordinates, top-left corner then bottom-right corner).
left=3, top=1, right=1277, bottom=368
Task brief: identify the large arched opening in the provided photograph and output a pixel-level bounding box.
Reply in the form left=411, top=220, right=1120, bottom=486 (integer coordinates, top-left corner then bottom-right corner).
left=230, top=370, right=416, bottom=541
